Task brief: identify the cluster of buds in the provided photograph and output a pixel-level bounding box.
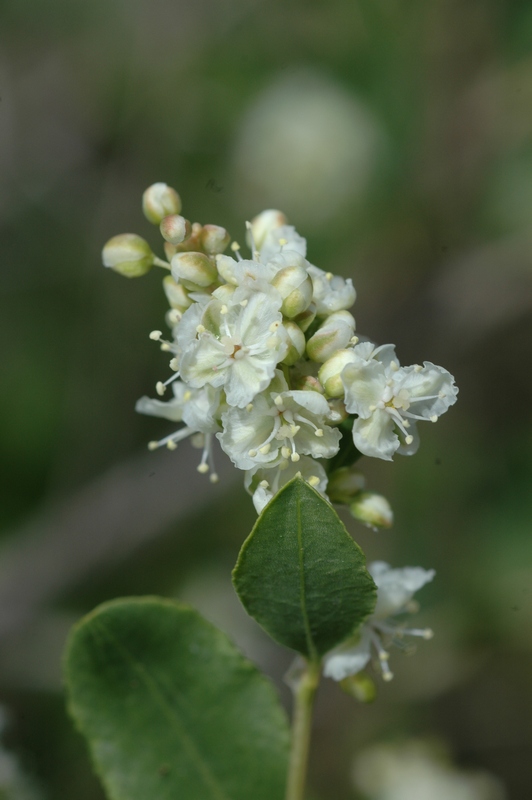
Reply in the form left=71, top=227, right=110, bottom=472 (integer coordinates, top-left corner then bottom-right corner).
left=103, top=182, right=458, bottom=522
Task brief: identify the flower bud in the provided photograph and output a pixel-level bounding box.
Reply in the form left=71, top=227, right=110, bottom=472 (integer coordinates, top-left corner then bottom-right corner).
left=160, top=215, right=191, bottom=245
left=327, top=466, right=365, bottom=504
left=162, top=275, right=192, bottom=311
left=248, top=209, right=287, bottom=250
left=271, top=265, right=313, bottom=318
left=171, top=252, right=217, bottom=288
left=306, top=311, right=356, bottom=363
left=293, top=306, right=316, bottom=333
left=350, top=492, right=393, bottom=529
left=142, top=183, right=182, bottom=224
left=318, top=348, right=358, bottom=397
left=215, top=254, right=238, bottom=285
left=339, top=672, right=376, bottom=703
left=327, top=398, right=348, bottom=424
left=102, top=233, right=154, bottom=278
left=292, top=375, right=324, bottom=393
left=201, top=225, right=231, bottom=255
left=281, top=321, right=306, bottom=366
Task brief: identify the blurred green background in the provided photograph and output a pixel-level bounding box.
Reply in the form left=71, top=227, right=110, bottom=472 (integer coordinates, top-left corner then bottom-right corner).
left=1, top=0, right=532, bottom=797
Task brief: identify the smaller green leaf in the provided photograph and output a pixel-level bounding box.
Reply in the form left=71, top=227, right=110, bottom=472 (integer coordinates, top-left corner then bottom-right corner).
left=65, top=597, right=290, bottom=800
left=233, top=477, right=376, bottom=660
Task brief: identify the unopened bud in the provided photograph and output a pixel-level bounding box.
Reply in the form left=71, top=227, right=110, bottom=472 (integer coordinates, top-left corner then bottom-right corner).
left=350, top=492, right=393, bottom=529
left=212, top=283, right=236, bottom=304
left=102, top=233, right=154, bottom=278
left=327, top=466, right=366, bottom=504
left=293, top=306, right=316, bottom=333
left=142, top=183, right=182, bottom=224
left=306, top=311, right=356, bottom=363
left=292, top=375, right=324, bottom=393
left=201, top=225, right=231, bottom=255
left=271, top=265, right=313, bottom=318
left=171, top=251, right=217, bottom=288
left=248, top=209, right=288, bottom=250
left=339, top=672, right=376, bottom=703
left=281, top=322, right=306, bottom=366
left=160, top=215, right=191, bottom=245
left=215, top=254, right=238, bottom=285
left=327, top=397, right=348, bottom=424
left=318, top=349, right=358, bottom=397
left=162, top=275, right=192, bottom=311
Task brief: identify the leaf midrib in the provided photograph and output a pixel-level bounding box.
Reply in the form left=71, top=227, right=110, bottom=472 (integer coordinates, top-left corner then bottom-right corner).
left=295, top=487, right=318, bottom=661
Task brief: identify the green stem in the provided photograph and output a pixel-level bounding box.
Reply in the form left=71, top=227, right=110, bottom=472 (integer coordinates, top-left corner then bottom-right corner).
left=153, top=256, right=171, bottom=269
left=285, top=659, right=321, bottom=800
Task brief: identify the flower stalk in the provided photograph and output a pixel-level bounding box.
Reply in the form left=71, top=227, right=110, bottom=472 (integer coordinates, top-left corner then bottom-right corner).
left=285, top=659, right=321, bottom=800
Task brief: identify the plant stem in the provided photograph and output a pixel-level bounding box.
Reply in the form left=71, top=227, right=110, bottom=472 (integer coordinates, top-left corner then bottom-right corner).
left=285, top=659, right=321, bottom=800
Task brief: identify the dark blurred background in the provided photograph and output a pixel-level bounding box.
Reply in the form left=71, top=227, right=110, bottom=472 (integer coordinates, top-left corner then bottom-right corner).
left=1, top=0, right=532, bottom=797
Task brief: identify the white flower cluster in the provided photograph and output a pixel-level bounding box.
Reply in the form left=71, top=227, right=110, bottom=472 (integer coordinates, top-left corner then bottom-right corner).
left=103, top=183, right=458, bottom=518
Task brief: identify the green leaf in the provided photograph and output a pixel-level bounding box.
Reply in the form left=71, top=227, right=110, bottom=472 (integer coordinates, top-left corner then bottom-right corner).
left=64, top=597, right=290, bottom=800
left=233, top=477, right=377, bottom=660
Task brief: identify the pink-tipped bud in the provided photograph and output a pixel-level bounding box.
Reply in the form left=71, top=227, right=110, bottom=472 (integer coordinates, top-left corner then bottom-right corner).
left=142, top=183, right=182, bottom=224
left=160, top=215, right=191, bottom=245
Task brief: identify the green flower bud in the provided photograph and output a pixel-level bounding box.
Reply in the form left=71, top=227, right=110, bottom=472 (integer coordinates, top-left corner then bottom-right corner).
left=306, top=310, right=356, bottom=363
left=248, top=209, right=287, bottom=250
left=201, top=225, right=231, bottom=255
left=292, top=375, right=324, bottom=393
left=142, top=182, right=182, bottom=224
left=281, top=321, right=306, bottom=366
left=293, top=306, right=316, bottom=333
left=271, top=265, right=313, bottom=318
left=160, top=215, right=191, bottom=245
left=318, top=348, right=357, bottom=397
left=350, top=492, right=393, bottom=529
left=102, top=233, right=154, bottom=278
left=162, top=275, right=192, bottom=312
left=327, top=466, right=365, bottom=504
left=171, top=252, right=217, bottom=288
left=339, top=672, right=376, bottom=703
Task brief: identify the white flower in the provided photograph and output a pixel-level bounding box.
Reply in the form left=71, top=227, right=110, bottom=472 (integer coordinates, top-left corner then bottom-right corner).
left=217, top=371, right=341, bottom=470
left=259, top=224, right=307, bottom=263
left=352, top=740, right=507, bottom=800
left=341, top=343, right=458, bottom=461
left=179, top=288, right=288, bottom=408
left=307, top=264, right=356, bottom=314
left=136, top=381, right=222, bottom=479
left=245, top=457, right=328, bottom=514
left=323, top=561, right=435, bottom=682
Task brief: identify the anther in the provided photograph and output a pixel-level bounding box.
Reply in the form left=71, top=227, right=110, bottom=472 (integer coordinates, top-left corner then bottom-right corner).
left=430, top=415, right=438, bottom=423
left=196, top=324, right=206, bottom=334
left=167, top=440, right=177, bottom=450
left=269, top=321, right=280, bottom=332
left=325, top=272, right=333, bottom=280
left=382, top=670, right=394, bottom=682
left=308, top=476, right=320, bottom=487
left=259, top=480, right=270, bottom=489
left=248, top=449, right=258, bottom=457
left=350, top=336, right=359, bottom=345
left=231, top=241, right=240, bottom=252
left=405, top=435, right=414, bottom=445
left=240, top=299, right=248, bottom=307
left=197, top=463, right=209, bottom=474
left=169, top=358, right=179, bottom=371
left=246, top=403, right=253, bottom=412
left=148, top=441, right=159, bottom=451
left=278, top=237, right=288, bottom=246
left=290, top=453, right=300, bottom=462
left=156, top=382, right=166, bottom=396
left=423, top=629, right=434, bottom=640
left=149, top=330, right=163, bottom=341
left=281, top=446, right=291, bottom=459
left=209, top=472, right=219, bottom=484
left=259, top=444, right=271, bottom=455
left=184, top=391, right=192, bottom=401
left=414, top=364, right=422, bottom=372
left=274, top=395, right=284, bottom=408
left=160, top=343, right=171, bottom=352
left=314, top=429, right=324, bottom=437
left=220, top=304, right=228, bottom=315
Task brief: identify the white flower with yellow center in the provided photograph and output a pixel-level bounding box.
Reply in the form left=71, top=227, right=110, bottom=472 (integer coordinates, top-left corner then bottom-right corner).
left=341, top=342, right=458, bottom=461
left=324, top=561, right=435, bottom=682
left=218, top=372, right=341, bottom=470
left=178, top=286, right=288, bottom=408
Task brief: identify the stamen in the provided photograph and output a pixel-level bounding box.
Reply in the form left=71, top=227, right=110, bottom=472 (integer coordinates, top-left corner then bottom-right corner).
left=259, top=480, right=269, bottom=489
left=259, top=444, right=271, bottom=455
left=248, top=449, right=258, bottom=457
left=240, top=299, right=248, bottom=307
left=430, top=415, right=438, bottom=423
left=160, top=343, right=171, bottom=352
left=169, top=357, right=179, bottom=371
left=308, top=475, right=320, bottom=487
left=325, top=272, right=333, bottom=280
left=149, top=330, right=163, bottom=341
left=278, top=237, right=288, bottom=246
left=220, top=304, right=228, bottom=315
left=196, top=324, right=206, bottom=334
left=246, top=403, right=254, bottom=412
left=314, top=429, right=324, bottom=438
left=167, top=440, right=177, bottom=450
left=231, top=241, right=240, bottom=252
left=350, top=336, right=359, bottom=345
left=245, top=221, right=260, bottom=261
left=197, top=463, right=209, bottom=474
left=209, top=473, right=219, bottom=483
left=156, top=382, right=166, bottom=396
left=274, top=395, right=284, bottom=408
left=405, top=435, right=414, bottom=445
left=281, top=446, right=291, bottom=459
